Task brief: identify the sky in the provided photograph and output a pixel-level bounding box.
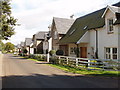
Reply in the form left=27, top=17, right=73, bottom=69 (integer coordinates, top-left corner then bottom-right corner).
left=3, top=0, right=120, bottom=45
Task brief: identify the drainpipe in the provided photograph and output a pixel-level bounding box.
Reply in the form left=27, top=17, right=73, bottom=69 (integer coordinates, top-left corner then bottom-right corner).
left=94, top=29, right=99, bottom=59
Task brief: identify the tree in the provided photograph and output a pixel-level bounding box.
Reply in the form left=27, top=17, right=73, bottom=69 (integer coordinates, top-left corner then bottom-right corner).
left=0, top=40, right=4, bottom=51
left=4, top=42, right=14, bottom=52
left=0, top=0, right=17, bottom=40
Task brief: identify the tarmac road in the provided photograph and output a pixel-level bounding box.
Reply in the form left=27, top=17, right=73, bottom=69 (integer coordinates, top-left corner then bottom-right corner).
left=2, top=54, right=119, bottom=88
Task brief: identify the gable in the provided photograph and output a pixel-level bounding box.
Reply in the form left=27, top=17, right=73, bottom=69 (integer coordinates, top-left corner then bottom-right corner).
left=52, top=17, right=75, bottom=34
left=102, top=6, right=120, bottom=18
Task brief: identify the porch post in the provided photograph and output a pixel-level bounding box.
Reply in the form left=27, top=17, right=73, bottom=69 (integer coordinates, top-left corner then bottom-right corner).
left=76, top=44, right=80, bottom=57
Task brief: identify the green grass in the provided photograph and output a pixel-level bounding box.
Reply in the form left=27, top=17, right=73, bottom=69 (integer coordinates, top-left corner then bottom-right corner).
left=18, top=55, right=120, bottom=77
left=27, top=58, right=40, bottom=62
left=48, top=64, right=120, bottom=77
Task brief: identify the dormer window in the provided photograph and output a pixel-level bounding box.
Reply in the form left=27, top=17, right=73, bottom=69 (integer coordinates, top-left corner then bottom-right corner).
left=108, top=19, right=114, bottom=33
left=69, top=29, right=76, bottom=35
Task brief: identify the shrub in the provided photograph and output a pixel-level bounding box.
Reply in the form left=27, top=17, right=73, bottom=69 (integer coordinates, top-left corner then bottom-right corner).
left=56, top=50, right=64, bottom=56
left=49, top=50, right=56, bottom=56
left=23, top=49, right=28, bottom=54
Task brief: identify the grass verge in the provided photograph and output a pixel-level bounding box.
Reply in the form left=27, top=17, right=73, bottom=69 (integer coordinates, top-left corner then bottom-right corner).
left=48, top=64, right=120, bottom=77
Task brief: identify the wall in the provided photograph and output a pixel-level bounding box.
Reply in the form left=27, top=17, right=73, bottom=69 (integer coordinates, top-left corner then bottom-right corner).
left=118, top=24, right=120, bottom=60
left=98, top=10, right=118, bottom=59
left=89, top=29, right=96, bottom=58
left=89, top=9, right=118, bottom=59
left=68, top=43, right=89, bottom=58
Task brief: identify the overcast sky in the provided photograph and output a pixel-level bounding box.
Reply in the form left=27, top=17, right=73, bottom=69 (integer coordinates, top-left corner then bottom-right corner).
left=3, top=0, right=120, bottom=45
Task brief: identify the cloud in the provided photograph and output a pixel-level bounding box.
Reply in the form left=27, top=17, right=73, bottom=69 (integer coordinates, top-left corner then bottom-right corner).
left=7, top=0, right=119, bottom=45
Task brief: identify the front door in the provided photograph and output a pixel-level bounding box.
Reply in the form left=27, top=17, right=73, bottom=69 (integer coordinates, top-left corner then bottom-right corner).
left=80, top=47, right=87, bottom=58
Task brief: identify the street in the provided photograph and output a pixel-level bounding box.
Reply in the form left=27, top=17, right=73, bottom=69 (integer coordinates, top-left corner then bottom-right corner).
left=1, top=54, right=119, bottom=88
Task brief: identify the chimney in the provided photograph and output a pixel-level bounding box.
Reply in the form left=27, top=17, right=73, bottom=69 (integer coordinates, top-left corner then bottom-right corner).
left=70, top=14, right=74, bottom=19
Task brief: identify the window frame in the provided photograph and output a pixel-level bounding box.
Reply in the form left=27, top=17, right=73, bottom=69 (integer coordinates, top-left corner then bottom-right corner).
left=105, top=47, right=118, bottom=59
left=107, top=19, right=114, bottom=34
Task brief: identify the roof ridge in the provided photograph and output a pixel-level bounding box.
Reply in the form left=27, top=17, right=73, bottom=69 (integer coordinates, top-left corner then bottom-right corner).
left=53, top=17, right=75, bottom=21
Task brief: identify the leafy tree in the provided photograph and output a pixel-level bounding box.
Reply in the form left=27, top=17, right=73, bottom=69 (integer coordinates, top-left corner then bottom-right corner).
left=0, top=0, right=18, bottom=40
left=0, top=40, right=4, bottom=51
left=4, top=42, right=14, bottom=52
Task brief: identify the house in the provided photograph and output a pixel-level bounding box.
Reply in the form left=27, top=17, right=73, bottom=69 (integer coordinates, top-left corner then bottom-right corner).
left=59, top=2, right=120, bottom=60
left=15, top=44, right=21, bottom=54
left=49, top=17, right=75, bottom=55
left=32, top=31, right=48, bottom=54
left=19, top=42, right=25, bottom=55
left=24, top=38, right=33, bottom=55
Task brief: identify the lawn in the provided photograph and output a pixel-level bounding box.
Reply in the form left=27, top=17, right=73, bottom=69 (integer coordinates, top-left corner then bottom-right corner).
left=48, top=64, right=120, bottom=77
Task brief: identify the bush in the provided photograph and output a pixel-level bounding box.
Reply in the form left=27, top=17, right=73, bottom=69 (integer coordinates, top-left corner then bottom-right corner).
left=50, top=57, right=59, bottom=64
left=56, top=50, right=64, bottom=56
left=29, top=54, right=46, bottom=61
left=49, top=50, right=56, bottom=56
left=23, top=49, right=28, bottom=54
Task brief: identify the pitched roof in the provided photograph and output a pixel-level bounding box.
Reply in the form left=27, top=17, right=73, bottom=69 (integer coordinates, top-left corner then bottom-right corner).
left=52, top=17, right=75, bottom=34
left=59, top=9, right=105, bottom=44
left=17, top=44, right=21, bottom=48
left=114, top=13, right=120, bottom=25
left=25, top=38, right=32, bottom=46
left=34, top=31, right=48, bottom=40
left=102, top=5, right=120, bottom=17
left=59, top=2, right=120, bottom=44
left=20, top=42, right=24, bottom=47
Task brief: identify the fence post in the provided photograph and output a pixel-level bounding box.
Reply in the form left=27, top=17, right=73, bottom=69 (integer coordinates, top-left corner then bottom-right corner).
left=88, top=59, right=90, bottom=67
left=76, top=58, right=78, bottom=66
left=58, top=56, right=61, bottom=64
left=66, top=57, right=69, bottom=65
left=102, top=60, right=105, bottom=70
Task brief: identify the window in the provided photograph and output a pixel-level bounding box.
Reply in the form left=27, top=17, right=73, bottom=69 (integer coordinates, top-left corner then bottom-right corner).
left=112, top=48, right=117, bottom=59
left=70, top=47, right=76, bottom=54
left=108, top=19, right=114, bottom=33
left=83, top=26, right=88, bottom=30
left=105, top=48, right=118, bottom=59
left=69, top=29, right=76, bottom=35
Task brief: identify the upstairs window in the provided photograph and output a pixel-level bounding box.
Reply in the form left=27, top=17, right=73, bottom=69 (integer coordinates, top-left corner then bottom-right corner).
left=108, top=19, right=114, bottom=33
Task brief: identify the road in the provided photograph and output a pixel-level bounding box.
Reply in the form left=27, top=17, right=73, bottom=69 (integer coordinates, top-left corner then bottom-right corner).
left=1, top=54, right=119, bottom=88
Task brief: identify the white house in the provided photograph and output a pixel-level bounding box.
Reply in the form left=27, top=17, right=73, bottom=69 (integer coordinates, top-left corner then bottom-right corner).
left=59, top=4, right=120, bottom=60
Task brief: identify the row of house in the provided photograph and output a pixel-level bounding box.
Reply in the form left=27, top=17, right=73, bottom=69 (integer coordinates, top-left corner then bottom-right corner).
left=16, top=2, right=120, bottom=60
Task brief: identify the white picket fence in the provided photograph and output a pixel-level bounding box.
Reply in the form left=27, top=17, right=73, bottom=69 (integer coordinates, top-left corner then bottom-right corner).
left=34, top=54, right=47, bottom=57
left=31, top=54, right=120, bottom=70
left=55, top=56, right=120, bottom=70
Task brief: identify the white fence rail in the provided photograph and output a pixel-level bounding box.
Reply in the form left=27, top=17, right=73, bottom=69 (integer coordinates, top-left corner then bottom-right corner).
left=55, top=56, right=120, bottom=70
left=29, top=54, right=120, bottom=70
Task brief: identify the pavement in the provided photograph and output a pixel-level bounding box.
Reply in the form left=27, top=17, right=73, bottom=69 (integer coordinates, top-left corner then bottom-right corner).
left=0, top=54, right=3, bottom=90
left=2, top=54, right=119, bottom=88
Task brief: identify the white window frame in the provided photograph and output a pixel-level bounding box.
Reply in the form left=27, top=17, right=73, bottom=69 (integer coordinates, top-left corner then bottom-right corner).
left=107, top=19, right=114, bottom=33
left=105, top=47, right=118, bottom=59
